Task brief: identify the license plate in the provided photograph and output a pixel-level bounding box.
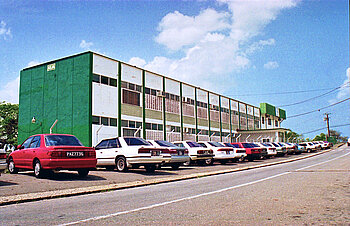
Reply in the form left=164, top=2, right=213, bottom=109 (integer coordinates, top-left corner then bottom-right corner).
left=151, top=151, right=159, bottom=156
left=66, top=152, right=84, bottom=157
left=226, top=151, right=230, bottom=154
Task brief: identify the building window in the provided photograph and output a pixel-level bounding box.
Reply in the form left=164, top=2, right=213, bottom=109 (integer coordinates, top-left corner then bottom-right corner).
left=92, top=116, right=100, bottom=125
left=268, top=118, right=271, bottom=125
left=92, top=74, right=100, bottom=83
left=110, top=78, right=117, bottom=87
left=110, top=118, right=117, bottom=127
left=262, top=117, right=265, bottom=124
left=122, top=89, right=140, bottom=106
left=101, top=76, right=109, bottom=85
left=275, top=120, right=278, bottom=127
left=101, top=117, right=109, bottom=126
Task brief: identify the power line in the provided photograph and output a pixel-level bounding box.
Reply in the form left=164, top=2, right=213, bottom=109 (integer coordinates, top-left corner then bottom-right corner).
left=278, top=82, right=349, bottom=108
left=301, top=123, right=350, bottom=135
left=230, top=87, right=341, bottom=97
left=288, top=97, right=350, bottom=118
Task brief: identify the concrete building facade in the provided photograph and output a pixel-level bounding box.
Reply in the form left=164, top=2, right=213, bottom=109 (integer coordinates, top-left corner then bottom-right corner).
left=18, top=52, right=287, bottom=146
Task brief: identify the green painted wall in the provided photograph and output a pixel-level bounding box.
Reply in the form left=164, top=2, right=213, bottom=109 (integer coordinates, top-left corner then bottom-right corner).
left=18, top=52, right=92, bottom=146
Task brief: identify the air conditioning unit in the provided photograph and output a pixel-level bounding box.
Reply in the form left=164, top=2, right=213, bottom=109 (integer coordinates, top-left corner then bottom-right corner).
left=156, top=90, right=165, bottom=97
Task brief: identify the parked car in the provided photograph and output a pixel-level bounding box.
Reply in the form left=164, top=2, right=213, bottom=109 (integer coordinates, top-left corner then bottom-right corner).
left=147, top=140, right=190, bottom=169
left=254, top=142, right=276, bottom=158
left=312, top=141, right=322, bottom=150
left=280, top=142, right=298, bottom=154
left=295, top=143, right=306, bottom=153
left=298, top=142, right=318, bottom=152
left=7, top=134, right=96, bottom=178
left=220, top=142, right=247, bottom=162
left=317, top=141, right=329, bottom=150
left=197, top=141, right=235, bottom=165
left=268, top=142, right=287, bottom=156
left=348, top=138, right=350, bottom=146
left=95, top=137, right=171, bottom=172
left=173, top=141, right=214, bottom=165
left=0, top=142, right=7, bottom=175
left=231, top=142, right=262, bottom=161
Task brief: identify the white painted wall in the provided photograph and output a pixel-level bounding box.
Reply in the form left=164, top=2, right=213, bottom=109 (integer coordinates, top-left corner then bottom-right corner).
left=93, top=54, right=118, bottom=79
left=92, top=82, right=118, bottom=118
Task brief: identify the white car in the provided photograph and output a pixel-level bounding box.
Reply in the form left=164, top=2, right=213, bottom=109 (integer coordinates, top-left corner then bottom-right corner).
left=198, top=141, right=235, bottom=165
left=299, top=142, right=318, bottom=152
left=173, top=141, right=214, bottom=166
left=220, top=142, right=247, bottom=162
left=254, top=142, right=277, bottom=158
left=95, top=137, right=171, bottom=172
left=147, top=140, right=190, bottom=169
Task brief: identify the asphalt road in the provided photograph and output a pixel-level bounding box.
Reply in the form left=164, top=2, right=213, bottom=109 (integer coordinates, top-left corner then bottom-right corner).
left=0, top=146, right=349, bottom=225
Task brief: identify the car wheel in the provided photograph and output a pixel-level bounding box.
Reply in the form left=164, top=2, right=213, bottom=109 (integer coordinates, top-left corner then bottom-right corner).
left=78, top=169, right=89, bottom=177
left=197, top=160, right=206, bottom=166
left=171, top=164, right=180, bottom=170
left=205, top=158, right=213, bottom=165
left=34, top=160, right=45, bottom=178
left=183, top=160, right=191, bottom=166
left=116, top=156, right=128, bottom=172
left=8, top=158, right=18, bottom=174
left=145, top=164, right=156, bottom=173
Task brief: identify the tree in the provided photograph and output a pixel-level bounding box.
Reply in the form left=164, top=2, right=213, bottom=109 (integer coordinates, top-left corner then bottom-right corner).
left=313, top=133, right=326, bottom=141
left=285, top=131, right=301, bottom=142
left=329, top=129, right=349, bottom=143
left=0, top=102, right=19, bottom=146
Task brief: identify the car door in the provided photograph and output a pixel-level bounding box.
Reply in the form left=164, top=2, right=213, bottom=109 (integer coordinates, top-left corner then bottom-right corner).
left=15, top=137, right=34, bottom=167
left=23, top=135, right=41, bottom=168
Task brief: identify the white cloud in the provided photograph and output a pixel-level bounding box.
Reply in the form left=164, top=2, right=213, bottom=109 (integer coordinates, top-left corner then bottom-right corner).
left=0, top=20, right=12, bottom=40
left=0, top=76, right=19, bottom=104
left=329, top=68, right=350, bottom=104
left=128, top=57, right=146, bottom=68
left=130, top=0, right=299, bottom=92
left=79, top=40, right=93, bottom=49
left=264, top=61, right=279, bottom=69
left=27, top=61, right=41, bottom=67
left=156, top=8, right=230, bottom=51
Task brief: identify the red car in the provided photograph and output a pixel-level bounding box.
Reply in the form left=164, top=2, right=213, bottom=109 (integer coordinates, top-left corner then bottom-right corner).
left=231, top=142, right=262, bottom=161
left=7, top=134, right=96, bottom=178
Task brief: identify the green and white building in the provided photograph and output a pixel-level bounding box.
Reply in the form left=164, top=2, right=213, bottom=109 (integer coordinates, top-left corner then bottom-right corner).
left=18, top=52, right=288, bottom=146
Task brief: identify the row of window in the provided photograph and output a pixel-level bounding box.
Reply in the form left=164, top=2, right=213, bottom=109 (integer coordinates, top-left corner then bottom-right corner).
left=261, top=117, right=279, bottom=126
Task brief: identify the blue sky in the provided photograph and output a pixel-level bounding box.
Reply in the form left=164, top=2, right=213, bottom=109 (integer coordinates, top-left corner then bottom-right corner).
left=0, top=0, right=349, bottom=139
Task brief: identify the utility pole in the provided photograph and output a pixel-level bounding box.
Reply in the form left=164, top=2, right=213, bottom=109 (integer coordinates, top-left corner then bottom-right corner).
left=324, top=113, right=330, bottom=138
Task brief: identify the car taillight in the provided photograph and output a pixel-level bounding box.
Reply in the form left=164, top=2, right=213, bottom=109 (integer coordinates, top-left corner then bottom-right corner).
left=197, top=150, right=204, bottom=154
left=0, top=153, right=6, bottom=159
left=184, top=149, right=189, bottom=154
left=138, top=148, right=151, bottom=154
left=49, top=150, right=65, bottom=158
left=86, top=151, right=96, bottom=158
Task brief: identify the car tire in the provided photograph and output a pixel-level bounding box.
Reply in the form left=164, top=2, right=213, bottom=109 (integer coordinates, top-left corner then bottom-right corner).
left=33, top=160, right=45, bottom=178
left=183, top=160, right=191, bottom=166
left=8, top=158, right=18, bottom=174
left=145, top=164, right=156, bottom=173
left=197, top=160, right=206, bottom=166
left=205, top=158, right=214, bottom=165
left=116, top=156, right=128, bottom=172
left=78, top=169, right=89, bottom=177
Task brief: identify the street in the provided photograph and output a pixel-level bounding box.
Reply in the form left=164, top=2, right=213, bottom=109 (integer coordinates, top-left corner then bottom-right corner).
left=0, top=146, right=349, bottom=225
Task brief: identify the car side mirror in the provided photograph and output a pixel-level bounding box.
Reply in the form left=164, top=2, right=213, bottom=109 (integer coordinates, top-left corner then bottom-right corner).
left=17, top=145, right=23, bottom=150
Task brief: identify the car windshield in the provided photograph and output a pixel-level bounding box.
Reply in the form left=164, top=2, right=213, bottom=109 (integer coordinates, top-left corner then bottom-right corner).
left=186, top=141, right=202, bottom=148
left=124, top=137, right=151, bottom=146
left=271, top=143, right=279, bottom=147
left=251, top=143, right=260, bottom=147
left=278, top=143, right=285, bottom=146
left=155, top=140, right=177, bottom=147
left=262, top=143, right=271, bottom=147
left=224, top=143, right=239, bottom=148
left=242, top=143, right=254, bottom=148
left=208, top=142, right=225, bottom=147
left=45, top=135, right=83, bottom=146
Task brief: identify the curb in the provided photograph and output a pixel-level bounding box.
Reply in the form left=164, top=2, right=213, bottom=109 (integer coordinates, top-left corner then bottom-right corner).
left=0, top=148, right=337, bottom=206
